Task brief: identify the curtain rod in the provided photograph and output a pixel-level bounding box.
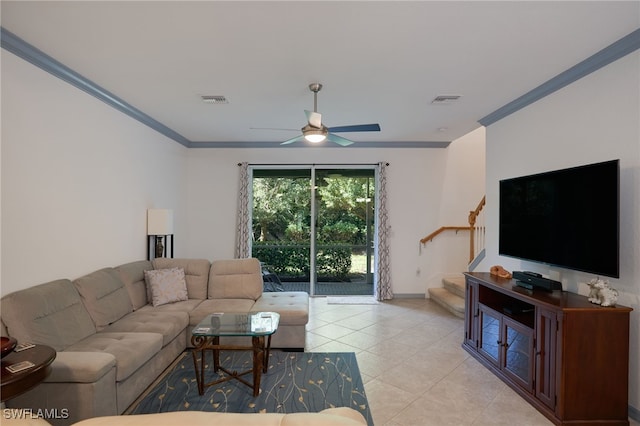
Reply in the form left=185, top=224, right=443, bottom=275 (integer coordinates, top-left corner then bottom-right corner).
left=238, top=162, right=389, bottom=166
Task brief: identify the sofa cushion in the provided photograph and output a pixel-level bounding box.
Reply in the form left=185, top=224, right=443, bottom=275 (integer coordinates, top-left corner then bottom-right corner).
left=46, top=351, right=116, bottom=383
left=65, top=332, right=162, bottom=381
left=73, top=268, right=133, bottom=331
left=144, top=268, right=188, bottom=307
left=1, top=279, right=96, bottom=351
left=100, top=310, right=188, bottom=346
left=209, top=258, right=262, bottom=300
left=251, top=292, right=309, bottom=326
left=116, top=260, right=153, bottom=310
left=152, top=258, right=210, bottom=299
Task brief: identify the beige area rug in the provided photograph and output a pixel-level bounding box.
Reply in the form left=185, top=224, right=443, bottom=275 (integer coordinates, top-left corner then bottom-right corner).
left=326, top=296, right=378, bottom=305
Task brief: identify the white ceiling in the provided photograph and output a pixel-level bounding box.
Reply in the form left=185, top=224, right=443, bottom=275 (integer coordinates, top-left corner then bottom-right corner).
left=2, top=1, right=639, bottom=146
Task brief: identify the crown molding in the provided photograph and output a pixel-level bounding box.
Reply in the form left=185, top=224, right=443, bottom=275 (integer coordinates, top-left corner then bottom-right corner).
left=1, top=27, right=449, bottom=149
left=189, top=141, right=451, bottom=148
left=1, top=27, right=192, bottom=147
left=4, top=25, right=638, bottom=147
left=480, top=28, right=640, bottom=127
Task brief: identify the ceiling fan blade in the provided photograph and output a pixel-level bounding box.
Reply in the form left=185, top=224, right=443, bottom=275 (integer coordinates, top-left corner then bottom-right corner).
left=281, top=135, right=305, bottom=145
left=327, top=133, right=354, bottom=146
left=304, top=110, right=322, bottom=128
left=328, top=123, right=381, bottom=133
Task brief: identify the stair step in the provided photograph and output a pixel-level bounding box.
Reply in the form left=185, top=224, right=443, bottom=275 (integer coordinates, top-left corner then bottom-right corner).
left=443, top=275, right=466, bottom=298
left=428, top=287, right=465, bottom=319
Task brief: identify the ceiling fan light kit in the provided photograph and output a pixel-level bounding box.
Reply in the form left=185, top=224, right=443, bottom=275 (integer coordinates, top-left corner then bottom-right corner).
left=303, top=127, right=328, bottom=143
left=277, top=83, right=381, bottom=147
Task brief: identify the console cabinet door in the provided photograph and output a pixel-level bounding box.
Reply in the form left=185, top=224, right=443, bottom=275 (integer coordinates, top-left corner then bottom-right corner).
left=478, top=304, right=501, bottom=367
left=502, top=317, right=534, bottom=392
left=535, top=308, right=557, bottom=410
left=478, top=304, right=534, bottom=392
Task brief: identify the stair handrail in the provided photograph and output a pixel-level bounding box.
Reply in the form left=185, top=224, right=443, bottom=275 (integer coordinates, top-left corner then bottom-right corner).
left=419, top=226, right=470, bottom=245
left=419, top=196, right=486, bottom=263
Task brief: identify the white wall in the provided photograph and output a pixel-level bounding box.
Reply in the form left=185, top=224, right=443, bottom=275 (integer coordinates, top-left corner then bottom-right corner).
left=420, top=127, right=486, bottom=290
left=1, top=51, right=188, bottom=295
left=184, top=146, right=472, bottom=296
left=479, top=51, right=640, bottom=413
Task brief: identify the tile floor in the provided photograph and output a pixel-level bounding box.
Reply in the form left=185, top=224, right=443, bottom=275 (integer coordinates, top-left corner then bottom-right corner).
left=304, top=296, right=639, bottom=426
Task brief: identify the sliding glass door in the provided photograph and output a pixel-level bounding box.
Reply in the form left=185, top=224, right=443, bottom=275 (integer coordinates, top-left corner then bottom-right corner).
left=313, top=168, right=375, bottom=295
left=250, top=166, right=375, bottom=296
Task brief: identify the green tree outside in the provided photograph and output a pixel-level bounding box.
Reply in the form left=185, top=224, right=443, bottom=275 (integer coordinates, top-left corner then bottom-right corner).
left=251, top=169, right=374, bottom=281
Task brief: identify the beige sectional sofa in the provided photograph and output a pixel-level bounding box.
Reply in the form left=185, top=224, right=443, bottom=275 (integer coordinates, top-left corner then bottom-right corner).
left=1, top=258, right=310, bottom=425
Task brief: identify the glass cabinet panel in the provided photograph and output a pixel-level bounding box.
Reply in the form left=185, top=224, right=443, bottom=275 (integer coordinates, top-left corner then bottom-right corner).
left=503, top=317, right=534, bottom=390
left=478, top=305, right=500, bottom=365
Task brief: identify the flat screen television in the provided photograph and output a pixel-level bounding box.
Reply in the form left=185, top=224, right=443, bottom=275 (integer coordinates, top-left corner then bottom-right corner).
left=499, top=159, right=619, bottom=278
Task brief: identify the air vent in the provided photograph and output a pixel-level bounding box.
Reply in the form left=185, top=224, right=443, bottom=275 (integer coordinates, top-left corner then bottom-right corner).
left=201, top=95, right=228, bottom=104
left=431, top=95, right=462, bottom=104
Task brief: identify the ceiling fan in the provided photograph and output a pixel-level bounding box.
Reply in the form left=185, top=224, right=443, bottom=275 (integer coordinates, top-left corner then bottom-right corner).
left=279, top=83, right=381, bottom=146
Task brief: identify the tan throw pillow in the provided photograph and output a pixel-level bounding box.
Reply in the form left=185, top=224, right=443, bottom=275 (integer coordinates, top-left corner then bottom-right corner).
left=144, top=267, right=188, bottom=307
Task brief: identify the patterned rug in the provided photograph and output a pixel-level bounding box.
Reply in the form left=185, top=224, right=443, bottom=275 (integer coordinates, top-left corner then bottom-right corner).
left=128, top=351, right=372, bottom=425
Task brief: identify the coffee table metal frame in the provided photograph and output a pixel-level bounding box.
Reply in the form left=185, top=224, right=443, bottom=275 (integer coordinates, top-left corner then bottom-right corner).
left=190, top=312, right=279, bottom=397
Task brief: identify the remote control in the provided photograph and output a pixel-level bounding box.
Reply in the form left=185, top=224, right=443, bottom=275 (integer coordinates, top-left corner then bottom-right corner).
left=6, top=360, right=35, bottom=373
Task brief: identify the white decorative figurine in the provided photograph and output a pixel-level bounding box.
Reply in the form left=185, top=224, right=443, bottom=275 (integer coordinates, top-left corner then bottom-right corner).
left=587, top=278, right=618, bottom=307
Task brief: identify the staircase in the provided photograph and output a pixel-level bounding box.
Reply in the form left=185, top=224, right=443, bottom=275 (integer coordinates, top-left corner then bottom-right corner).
left=420, top=197, right=486, bottom=320
left=428, top=275, right=465, bottom=318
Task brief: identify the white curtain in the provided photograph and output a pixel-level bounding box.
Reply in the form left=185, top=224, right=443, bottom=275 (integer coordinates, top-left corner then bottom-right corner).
left=234, top=162, right=251, bottom=259
left=374, top=162, right=393, bottom=300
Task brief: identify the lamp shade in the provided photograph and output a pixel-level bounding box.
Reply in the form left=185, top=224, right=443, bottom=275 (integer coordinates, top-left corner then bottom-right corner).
left=147, top=209, right=173, bottom=235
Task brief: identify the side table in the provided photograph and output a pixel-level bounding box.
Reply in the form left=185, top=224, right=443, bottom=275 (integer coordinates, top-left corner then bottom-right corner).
left=1, top=344, right=56, bottom=402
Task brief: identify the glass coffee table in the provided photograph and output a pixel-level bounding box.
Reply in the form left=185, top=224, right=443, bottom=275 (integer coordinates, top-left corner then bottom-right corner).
left=190, top=312, right=279, bottom=397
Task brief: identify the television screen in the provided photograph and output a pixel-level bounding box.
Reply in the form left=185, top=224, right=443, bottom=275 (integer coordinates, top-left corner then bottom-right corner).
left=499, top=159, right=619, bottom=278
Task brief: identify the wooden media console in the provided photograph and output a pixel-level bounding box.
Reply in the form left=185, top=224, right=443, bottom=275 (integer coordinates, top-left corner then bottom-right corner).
left=463, top=272, right=632, bottom=425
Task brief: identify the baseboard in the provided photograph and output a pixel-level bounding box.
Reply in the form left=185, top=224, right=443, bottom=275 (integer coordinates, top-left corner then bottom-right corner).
left=629, top=404, right=640, bottom=422
left=468, top=248, right=486, bottom=271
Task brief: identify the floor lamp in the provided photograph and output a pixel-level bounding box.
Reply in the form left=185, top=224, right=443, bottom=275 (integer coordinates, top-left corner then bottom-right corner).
left=147, top=209, right=174, bottom=260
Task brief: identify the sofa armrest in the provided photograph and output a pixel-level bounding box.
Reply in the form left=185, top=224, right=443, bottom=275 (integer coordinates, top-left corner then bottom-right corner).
left=45, top=351, right=116, bottom=383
